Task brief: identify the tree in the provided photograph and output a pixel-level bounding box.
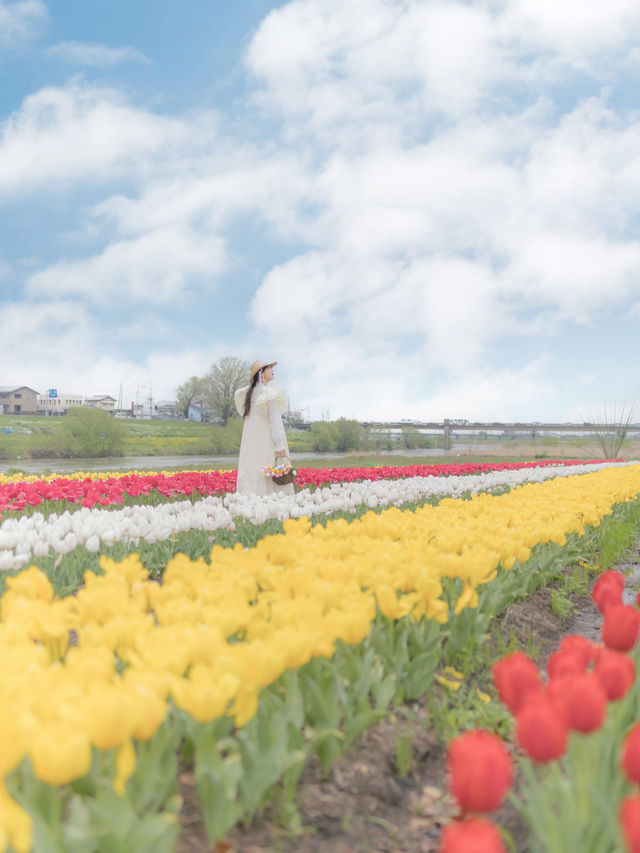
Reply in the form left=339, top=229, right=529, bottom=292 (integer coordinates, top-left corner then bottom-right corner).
left=176, top=376, right=204, bottom=419
left=59, top=407, right=126, bottom=457
left=202, top=357, right=250, bottom=425
left=310, top=421, right=337, bottom=452
left=334, top=418, right=363, bottom=452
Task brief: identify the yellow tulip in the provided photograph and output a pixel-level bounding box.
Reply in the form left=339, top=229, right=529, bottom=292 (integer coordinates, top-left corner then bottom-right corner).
left=30, top=723, right=92, bottom=786
left=0, top=785, right=31, bottom=853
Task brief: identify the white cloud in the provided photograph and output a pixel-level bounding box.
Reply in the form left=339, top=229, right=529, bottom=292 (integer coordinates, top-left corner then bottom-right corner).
left=45, top=41, right=149, bottom=67
left=406, top=357, right=557, bottom=422
left=0, top=299, right=97, bottom=396
left=246, top=0, right=640, bottom=136
left=241, top=0, right=640, bottom=420
left=503, top=0, right=640, bottom=60
left=92, top=152, right=311, bottom=240
left=27, top=226, right=227, bottom=304
left=0, top=0, right=46, bottom=45
left=0, top=81, right=206, bottom=195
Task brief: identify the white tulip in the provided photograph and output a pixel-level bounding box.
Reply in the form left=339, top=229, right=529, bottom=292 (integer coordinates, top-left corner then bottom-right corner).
left=85, top=535, right=100, bottom=552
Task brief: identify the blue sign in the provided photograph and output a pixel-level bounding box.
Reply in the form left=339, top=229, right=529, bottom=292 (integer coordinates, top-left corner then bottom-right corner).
left=47, top=388, right=57, bottom=398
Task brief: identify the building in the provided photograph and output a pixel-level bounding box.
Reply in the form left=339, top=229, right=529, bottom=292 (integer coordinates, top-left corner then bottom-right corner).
left=156, top=400, right=179, bottom=419
left=37, top=392, right=84, bottom=415
left=188, top=400, right=212, bottom=422
left=0, top=386, right=39, bottom=414
left=85, top=395, right=116, bottom=413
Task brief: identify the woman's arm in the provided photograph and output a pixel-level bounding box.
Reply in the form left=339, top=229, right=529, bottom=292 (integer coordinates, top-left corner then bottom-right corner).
left=267, top=402, right=287, bottom=457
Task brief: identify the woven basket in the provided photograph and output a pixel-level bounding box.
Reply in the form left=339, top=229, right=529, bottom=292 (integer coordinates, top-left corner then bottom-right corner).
left=272, top=469, right=296, bottom=485
left=272, top=458, right=297, bottom=486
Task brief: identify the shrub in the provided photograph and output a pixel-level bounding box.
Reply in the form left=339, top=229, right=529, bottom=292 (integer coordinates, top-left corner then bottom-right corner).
left=310, top=421, right=338, bottom=452
left=59, top=408, right=126, bottom=457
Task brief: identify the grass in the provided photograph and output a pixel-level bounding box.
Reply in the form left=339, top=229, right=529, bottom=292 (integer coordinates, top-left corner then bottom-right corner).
left=0, top=413, right=629, bottom=465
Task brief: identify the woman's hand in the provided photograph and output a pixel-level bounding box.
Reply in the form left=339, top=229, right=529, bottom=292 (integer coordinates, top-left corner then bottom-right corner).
left=275, top=450, right=287, bottom=459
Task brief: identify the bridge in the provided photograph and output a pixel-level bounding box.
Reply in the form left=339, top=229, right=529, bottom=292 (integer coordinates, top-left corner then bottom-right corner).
left=290, top=419, right=636, bottom=451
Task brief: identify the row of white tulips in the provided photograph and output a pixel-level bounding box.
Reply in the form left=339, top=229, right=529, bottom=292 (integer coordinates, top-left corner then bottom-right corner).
left=0, top=461, right=629, bottom=571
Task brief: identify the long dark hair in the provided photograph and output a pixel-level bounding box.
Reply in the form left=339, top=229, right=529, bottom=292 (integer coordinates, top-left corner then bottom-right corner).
left=243, top=371, right=260, bottom=419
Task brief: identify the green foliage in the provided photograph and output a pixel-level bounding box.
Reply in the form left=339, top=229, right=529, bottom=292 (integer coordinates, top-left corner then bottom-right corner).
left=308, top=418, right=364, bottom=452
left=400, top=426, right=433, bottom=449
left=8, top=728, right=181, bottom=853
left=59, top=408, right=127, bottom=457
left=364, top=426, right=395, bottom=451
left=208, top=418, right=243, bottom=454
left=394, top=730, right=413, bottom=778
left=550, top=587, right=574, bottom=620
left=309, top=421, right=338, bottom=452
left=333, top=418, right=364, bottom=452
left=202, top=356, right=250, bottom=426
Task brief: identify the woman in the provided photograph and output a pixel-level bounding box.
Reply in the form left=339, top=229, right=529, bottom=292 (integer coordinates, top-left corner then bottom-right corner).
left=234, top=359, right=294, bottom=495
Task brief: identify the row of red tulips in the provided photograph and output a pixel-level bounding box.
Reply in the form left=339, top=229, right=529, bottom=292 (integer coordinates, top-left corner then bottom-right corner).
left=0, top=459, right=615, bottom=516
left=441, top=568, right=640, bottom=852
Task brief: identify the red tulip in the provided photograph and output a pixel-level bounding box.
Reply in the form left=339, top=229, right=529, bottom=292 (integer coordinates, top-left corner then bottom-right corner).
left=492, top=652, right=541, bottom=714
left=621, top=794, right=640, bottom=853
left=592, top=571, right=625, bottom=613
left=602, top=604, right=640, bottom=652
left=563, top=673, right=607, bottom=733
left=622, top=725, right=640, bottom=785
left=447, top=730, right=513, bottom=813
left=557, top=634, right=596, bottom=667
left=543, top=678, right=572, bottom=725
left=516, top=693, right=568, bottom=762
left=440, top=817, right=507, bottom=853
left=547, top=649, right=587, bottom=682
left=594, top=648, right=636, bottom=701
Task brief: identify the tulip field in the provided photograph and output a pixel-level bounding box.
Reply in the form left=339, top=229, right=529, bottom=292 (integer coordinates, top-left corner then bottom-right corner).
left=3, top=458, right=640, bottom=852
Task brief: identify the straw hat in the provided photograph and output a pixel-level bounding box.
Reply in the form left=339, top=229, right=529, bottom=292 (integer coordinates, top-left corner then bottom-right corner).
left=250, top=359, right=277, bottom=379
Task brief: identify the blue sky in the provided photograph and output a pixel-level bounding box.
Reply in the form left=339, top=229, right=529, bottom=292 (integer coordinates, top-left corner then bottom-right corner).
left=1, top=0, right=640, bottom=422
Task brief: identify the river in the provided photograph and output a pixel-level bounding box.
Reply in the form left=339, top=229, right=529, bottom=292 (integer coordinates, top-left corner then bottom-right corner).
left=0, top=447, right=456, bottom=475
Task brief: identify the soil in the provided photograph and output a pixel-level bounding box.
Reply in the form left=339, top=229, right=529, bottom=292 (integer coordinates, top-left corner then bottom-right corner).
left=174, top=564, right=635, bottom=853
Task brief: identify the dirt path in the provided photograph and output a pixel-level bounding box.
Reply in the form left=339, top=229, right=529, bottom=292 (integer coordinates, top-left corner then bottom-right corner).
left=175, top=565, right=630, bottom=853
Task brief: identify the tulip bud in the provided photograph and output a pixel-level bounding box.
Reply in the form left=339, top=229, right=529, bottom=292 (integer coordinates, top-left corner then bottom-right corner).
left=447, top=730, right=513, bottom=813
left=439, top=817, right=507, bottom=853
left=621, top=793, right=640, bottom=853
left=592, top=571, right=625, bottom=613
left=602, top=604, right=640, bottom=652
left=594, top=647, right=636, bottom=701
left=492, top=651, right=541, bottom=714
left=516, top=693, right=568, bottom=762
left=547, top=649, right=587, bottom=682
left=557, top=634, right=596, bottom=667
left=622, top=724, right=640, bottom=785
left=563, top=673, right=607, bottom=733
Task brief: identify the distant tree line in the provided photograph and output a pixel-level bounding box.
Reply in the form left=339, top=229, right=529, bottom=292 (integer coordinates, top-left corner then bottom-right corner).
left=306, top=421, right=435, bottom=453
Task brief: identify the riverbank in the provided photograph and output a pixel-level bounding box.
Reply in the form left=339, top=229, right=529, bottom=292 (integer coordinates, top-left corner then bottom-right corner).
left=0, top=445, right=605, bottom=476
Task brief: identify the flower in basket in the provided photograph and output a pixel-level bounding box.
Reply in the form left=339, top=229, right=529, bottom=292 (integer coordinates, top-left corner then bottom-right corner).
left=262, top=460, right=298, bottom=485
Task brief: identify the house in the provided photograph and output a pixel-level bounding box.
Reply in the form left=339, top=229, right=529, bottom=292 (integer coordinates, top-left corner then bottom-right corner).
left=0, top=386, right=39, bottom=414
left=85, top=395, right=116, bottom=413
left=188, top=400, right=212, bottom=422
left=37, top=392, right=84, bottom=415
left=156, top=400, right=179, bottom=420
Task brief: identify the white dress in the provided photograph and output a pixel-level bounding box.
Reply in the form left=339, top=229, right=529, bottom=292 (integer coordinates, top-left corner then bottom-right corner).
left=234, top=383, right=294, bottom=496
